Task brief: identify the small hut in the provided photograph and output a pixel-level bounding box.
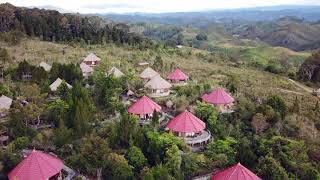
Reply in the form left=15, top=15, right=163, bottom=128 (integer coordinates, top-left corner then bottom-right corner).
left=0, top=95, right=12, bottom=117
left=144, top=75, right=172, bottom=97
left=82, top=53, right=101, bottom=67
left=8, top=150, right=64, bottom=180
left=49, top=78, right=72, bottom=92
left=0, top=95, right=12, bottom=110
left=167, top=68, right=188, bottom=86
left=212, top=162, right=261, bottom=180
left=202, top=87, right=234, bottom=113
left=39, top=62, right=52, bottom=72
left=139, top=67, right=159, bottom=82
left=80, top=62, right=94, bottom=78
left=108, top=67, right=124, bottom=78
left=128, top=95, right=161, bottom=123
left=167, top=110, right=211, bottom=148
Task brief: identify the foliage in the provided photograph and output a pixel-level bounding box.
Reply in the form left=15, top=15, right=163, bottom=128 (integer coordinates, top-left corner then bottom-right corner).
left=0, top=47, right=10, bottom=65
left=66, top=134, right=110, bottom=176
left=0, top=3, right=154, bottom=48
left=266, top=95, right=288, bottom=119
left=103, top=153, right=134, bottom=180
left=257, top=156, right=289, bottom=180
left=126, top=145, right=147, bottom=172
left=206, top=137, right=238, bottom=167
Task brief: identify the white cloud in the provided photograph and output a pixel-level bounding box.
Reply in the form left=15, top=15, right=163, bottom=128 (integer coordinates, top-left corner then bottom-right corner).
left=1, top=0, right=319, bottom=13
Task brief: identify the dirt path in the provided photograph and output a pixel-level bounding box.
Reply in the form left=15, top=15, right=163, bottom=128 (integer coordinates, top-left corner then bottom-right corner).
left=288, top=79, right=313, bottom=94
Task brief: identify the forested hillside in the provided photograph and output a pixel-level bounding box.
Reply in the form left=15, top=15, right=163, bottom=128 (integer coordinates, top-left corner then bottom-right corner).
left=0, top=3, right=154, bottom=49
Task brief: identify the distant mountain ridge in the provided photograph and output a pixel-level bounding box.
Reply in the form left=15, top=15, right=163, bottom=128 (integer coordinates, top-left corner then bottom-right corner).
left=101, top=5, right=320, bottom=51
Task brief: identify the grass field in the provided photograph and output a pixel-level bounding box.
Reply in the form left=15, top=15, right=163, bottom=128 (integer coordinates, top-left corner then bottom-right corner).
left=3, top=38, right=317, bottom=109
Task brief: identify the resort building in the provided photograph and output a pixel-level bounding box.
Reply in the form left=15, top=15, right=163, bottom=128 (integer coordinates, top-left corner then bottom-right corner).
left=49, top=78, right=72, bottom=92
left=202, top=87, right=235, bottom=113
left=139, top=67, right=159, bottom=82
left=144, top=75, right=172, bottom=97
left=39, top=62, right=52, bottom=72
left=167, top=68, right=189, bottom=86
left=80, top=62, right=94, bottom=78
left=212, top=162, right=261, bottom=180
left=8, top=150, right=64, bottom=180
left=0, top=95, right=12, bottom=117
left=82, top=53, right=101, bottom=67
left=128, top=95, right=162, bottom=124
left=108, top=66, right=124, bottom=78
left=166, top=110, right=211, bottom=151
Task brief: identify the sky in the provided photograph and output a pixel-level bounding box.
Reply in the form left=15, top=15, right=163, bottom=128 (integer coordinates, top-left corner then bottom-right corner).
left=1, top=0, right=320, bottom=13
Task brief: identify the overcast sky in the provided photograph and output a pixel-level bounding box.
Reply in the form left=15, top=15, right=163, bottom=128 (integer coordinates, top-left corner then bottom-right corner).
left=1, top=0, right=320, bottom=13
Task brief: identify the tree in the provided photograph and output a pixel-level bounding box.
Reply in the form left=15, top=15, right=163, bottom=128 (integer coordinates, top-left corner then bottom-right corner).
left=151, top=110, right=160, bottom=129
left=225, top=75, right=240, bottom=94
left=19, top=83, right=47, bottom=125
left=153, top=55, right=164, bottom=72
left=115, top=113, right=139, bottom=148
left=195, top=101, right=216, bottom=122
left=146, top=131, right=184, bottom=166
left=103, top=153, right=134, bottom=180
left=257, top=156, right=289, bottom=180
left=206, top=137, right=238, bottom=167
left=165, top=145, right=182, bottom=177
left=0, top=48, right=10, bottom=65
left=66, top=134, right=110, bottom=176
left=127, top=145, right=147, bottom=172
left=47, top=99, right=69, bottom=126
left=53, top=119, right=73, bottom=148
left=56, top=81, right=71, bottom=100
left=196, top=33, right=208, bottom=41
left=142, top=164, right=173, bottom=180
left=8, top=103, right=36, bottom=138
left=266, top=95, right=288, bottom=119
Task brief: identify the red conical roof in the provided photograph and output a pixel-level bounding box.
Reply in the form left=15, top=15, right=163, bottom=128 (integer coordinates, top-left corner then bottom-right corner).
left=8, top=150, right=64, bottom=180
left=167, top=68, right=188, bottom=81
left=202, top=87, right=234, bottom=105
left=167, top=111, right=205, bottom=133
left=212, top=163, right=261, bottom=180
left=128, top=96, right=161, bottom=115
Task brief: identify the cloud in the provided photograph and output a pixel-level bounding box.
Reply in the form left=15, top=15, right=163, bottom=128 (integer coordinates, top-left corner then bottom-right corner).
left=1, top=0, right=320, bottom=13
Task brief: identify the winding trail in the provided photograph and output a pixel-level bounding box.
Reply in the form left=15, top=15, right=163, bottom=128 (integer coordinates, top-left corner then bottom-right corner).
left=288, top=79, right=313, bottom=94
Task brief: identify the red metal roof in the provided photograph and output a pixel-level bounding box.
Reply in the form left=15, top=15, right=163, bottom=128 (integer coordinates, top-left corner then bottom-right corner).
left=212, top=163, right=261, bottom=180
left=128, top=96, right=161, bottom=115
left=167, top=68, right=188, bottom=81
left=167, top=111, right=205, bottom=133
left=8, top=150, right=64, bottom=180
left=202, top=87, right=234, bottom=105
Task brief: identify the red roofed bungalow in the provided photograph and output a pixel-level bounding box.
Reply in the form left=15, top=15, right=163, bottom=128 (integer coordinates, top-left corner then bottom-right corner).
left=8, top=150, right=64, bottom=180
left=128, top=96, right=162, bottom=124
left=212, top=162, right=261, bottom=180
left=167, top=68, right=189, bottom=86
left=167, top=111, right=211, bottom=150
left=202, top=87, right=235, bottom=113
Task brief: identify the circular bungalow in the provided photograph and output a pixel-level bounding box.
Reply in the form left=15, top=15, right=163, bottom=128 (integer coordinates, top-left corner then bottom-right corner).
left=128, top=95, right=162, bottom=124
left=144, top=75, right=172, bottom=97
left=167, top=68, right=189, bottom=86
left=167, top=110, right=211, bottom=150
left=202, top=87, right=235, bottom=113
left=8, top=150, right=64, bottom=180
left=212, top=162, right=261, bottom=180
